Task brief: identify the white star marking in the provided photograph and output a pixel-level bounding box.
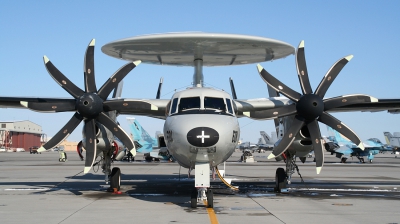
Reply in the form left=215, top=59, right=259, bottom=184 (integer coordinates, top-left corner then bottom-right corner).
left=197, top=131, right=210, bottom=143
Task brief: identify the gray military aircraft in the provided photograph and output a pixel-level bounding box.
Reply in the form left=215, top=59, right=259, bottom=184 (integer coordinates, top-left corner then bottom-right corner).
left=1, top=33, right=400, bottom=207
left=384, top=132, right=400, bottom=148
left=257, top=131, right=276, bottom=151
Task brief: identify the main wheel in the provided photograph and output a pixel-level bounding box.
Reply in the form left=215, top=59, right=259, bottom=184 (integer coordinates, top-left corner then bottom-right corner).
left=110, top=167, right=121, bottom=191
left=275, top=167, right=287, bottom=193
left=206, top=189, right=214, bottom=208
left=190, top=188, right=197, bottom=208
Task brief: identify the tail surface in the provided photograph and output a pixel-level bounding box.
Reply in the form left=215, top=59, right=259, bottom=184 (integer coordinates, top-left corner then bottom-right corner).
left=127, top=117, right=158, bottom=153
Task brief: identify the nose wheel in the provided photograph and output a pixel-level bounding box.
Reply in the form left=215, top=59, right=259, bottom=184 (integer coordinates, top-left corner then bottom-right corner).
left=191, top=188, right=213, bottom=208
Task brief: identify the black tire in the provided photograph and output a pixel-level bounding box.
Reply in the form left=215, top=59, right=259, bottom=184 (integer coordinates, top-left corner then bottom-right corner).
left=191, top=188, right=197, bottom=208
left=275, top=167, right=286, bottom=193
left=206, top=189, right=213, bottom=208
left=110, top=167, right=121, bottom=191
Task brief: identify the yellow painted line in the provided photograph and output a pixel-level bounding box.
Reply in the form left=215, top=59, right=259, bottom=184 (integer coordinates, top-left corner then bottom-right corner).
left=203, top=200, right=219, bottom=224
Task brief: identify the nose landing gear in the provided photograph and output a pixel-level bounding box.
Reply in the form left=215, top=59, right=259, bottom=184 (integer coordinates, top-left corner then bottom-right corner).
left=191, top=188, right=213, bottom=208
left=190, top=162, right=214, bottom=208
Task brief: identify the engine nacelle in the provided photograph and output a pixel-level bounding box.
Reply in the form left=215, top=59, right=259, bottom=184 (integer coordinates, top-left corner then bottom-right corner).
left=112, top=139, right=126, bottom=161
left=76, top=139, right=127, bottom=161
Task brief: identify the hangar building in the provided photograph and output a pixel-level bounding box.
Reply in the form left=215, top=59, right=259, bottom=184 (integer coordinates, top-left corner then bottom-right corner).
left=0, top=120, right=46, bottom=150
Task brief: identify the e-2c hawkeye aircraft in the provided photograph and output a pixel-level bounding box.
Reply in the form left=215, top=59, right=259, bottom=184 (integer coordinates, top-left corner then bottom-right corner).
left=0, top=33, right=399, bottom=208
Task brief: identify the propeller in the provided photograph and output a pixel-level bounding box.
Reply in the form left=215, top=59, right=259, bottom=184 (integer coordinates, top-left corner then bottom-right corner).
left=256, top=40, right=376, bottom=174
left=22, top=39, right=141, bottom=173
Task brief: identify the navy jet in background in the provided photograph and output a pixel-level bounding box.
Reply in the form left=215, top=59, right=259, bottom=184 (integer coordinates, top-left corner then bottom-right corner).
left=324, top=126, right=384, bottom=163
left=126, top=117, right=172, bottom=162
left=256, top=131, right=276, bottom=152
left=384, top=132, right=400, bottom=155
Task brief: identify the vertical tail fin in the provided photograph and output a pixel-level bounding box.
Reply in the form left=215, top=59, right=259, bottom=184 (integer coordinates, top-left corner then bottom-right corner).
left=384, top=132, right=400, bottom=147
left=383, top=132, right=392, bottom=145
left=260, top=131, right=274, bottom=144
left=126, top=117, right=158, bottom=153
left=327, top=125, right=352, bottom=144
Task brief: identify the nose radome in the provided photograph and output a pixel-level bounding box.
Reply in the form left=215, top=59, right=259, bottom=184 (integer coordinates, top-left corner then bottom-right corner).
left=187, top=127, right=219, bottom=147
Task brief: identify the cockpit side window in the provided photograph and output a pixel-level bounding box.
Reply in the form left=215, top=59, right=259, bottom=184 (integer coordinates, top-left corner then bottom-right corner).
left=204, top=97, right=225, bottom=111
left=170, top=98, right=178, bottom=114
left=178, top=97, right=201, bottom=111
left=226, top=98, right=233, bottom=114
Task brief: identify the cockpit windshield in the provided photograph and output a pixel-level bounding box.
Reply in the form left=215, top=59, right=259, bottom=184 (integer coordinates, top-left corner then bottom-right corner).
left=178, top=97, right=201, bottom=111
left=169, top=95, right=234, bottom=116
left=204, top=97, right=225, bottom=110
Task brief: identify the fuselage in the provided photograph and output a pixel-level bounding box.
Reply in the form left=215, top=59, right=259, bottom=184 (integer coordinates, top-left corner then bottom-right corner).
left=163, top=87, right=240, bottom=169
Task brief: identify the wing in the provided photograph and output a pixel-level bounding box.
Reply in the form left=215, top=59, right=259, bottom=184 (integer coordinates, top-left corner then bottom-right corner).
left=233, top=97, right=290, bottom=119
left=107, top=98, right=170, bottom=119
left=0, top=97, right=170, bottom=119
left=0, top=97, right=76, bottom=109
left=234, top=96, right=400, bottom=119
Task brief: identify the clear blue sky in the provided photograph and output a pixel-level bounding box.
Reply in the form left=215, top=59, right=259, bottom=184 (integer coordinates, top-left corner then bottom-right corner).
left=0, top=1, right=399, bottom=143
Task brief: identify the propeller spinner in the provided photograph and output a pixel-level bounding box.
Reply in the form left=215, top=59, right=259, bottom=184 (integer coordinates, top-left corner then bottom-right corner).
left=22, top=39, right=141, bottom=173
left=256, top=40, right=376, bottom=174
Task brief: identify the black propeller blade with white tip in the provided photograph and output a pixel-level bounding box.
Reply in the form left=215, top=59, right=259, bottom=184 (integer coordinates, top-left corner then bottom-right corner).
left=257, top=40, right=368, bottom=173
left=34, top=39, right=140, bottom=173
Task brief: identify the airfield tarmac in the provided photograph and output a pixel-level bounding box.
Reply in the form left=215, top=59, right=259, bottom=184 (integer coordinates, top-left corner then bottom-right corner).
left=0, top=151, right=399, bottom=224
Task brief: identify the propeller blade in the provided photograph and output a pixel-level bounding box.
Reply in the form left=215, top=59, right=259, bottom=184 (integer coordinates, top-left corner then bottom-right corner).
left=306, top=120, right=324, bottom=174
left=257, top=64, right=302, bottom=102
left=314, top=55, right=353, bottom=98
left=38, top=113, right=83, bottom=152
left=243, top=104, right=297, bottom=119
left=318, top=112, right=364, bottom=150
left=84, top=119, right=97, bottom=173
left=20, top=100, right=76, bottom=112
left=323, top=94, right=378, bottom=111
left=43, top=56, right=84, bottom=99
left=268, top=115, right=305, bottom=159
left=229, top=77, right=238, bottom=100
left=296, top=41, right=312, bottom=94
left=103, top=100, right=158, bottom=113
left=96, top=112, right=135, bottom=151
left=156, top=77, right=163, bottom=99
left=84, top=39, right=97, bottom=93
left=97, top=61, right=141, bottom=100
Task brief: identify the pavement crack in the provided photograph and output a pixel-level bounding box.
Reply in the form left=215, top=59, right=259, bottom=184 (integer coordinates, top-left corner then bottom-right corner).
left=247, top=194, right=286, bottom=224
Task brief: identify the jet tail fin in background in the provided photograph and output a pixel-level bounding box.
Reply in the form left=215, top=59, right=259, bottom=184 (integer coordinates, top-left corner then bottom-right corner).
left=326, top=126, right=353, bottom=145
left=384, top=132, right=400, bottom=147
left=126, top=117, right=158, bottom=153
left=260, top=131, right=275, bottom=145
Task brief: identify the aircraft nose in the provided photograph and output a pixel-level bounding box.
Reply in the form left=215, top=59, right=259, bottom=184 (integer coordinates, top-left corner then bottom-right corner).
left=187, top=127, right=219, bottom=147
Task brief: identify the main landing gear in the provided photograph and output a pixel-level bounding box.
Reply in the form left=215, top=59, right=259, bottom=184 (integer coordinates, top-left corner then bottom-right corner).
left=274, top=152, right=306, bottom=193
left=275, top=167, right=287, bottom=193
left=109, top=167, right=121, bottom=192
left=101, top=151, right=122, bottom=193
